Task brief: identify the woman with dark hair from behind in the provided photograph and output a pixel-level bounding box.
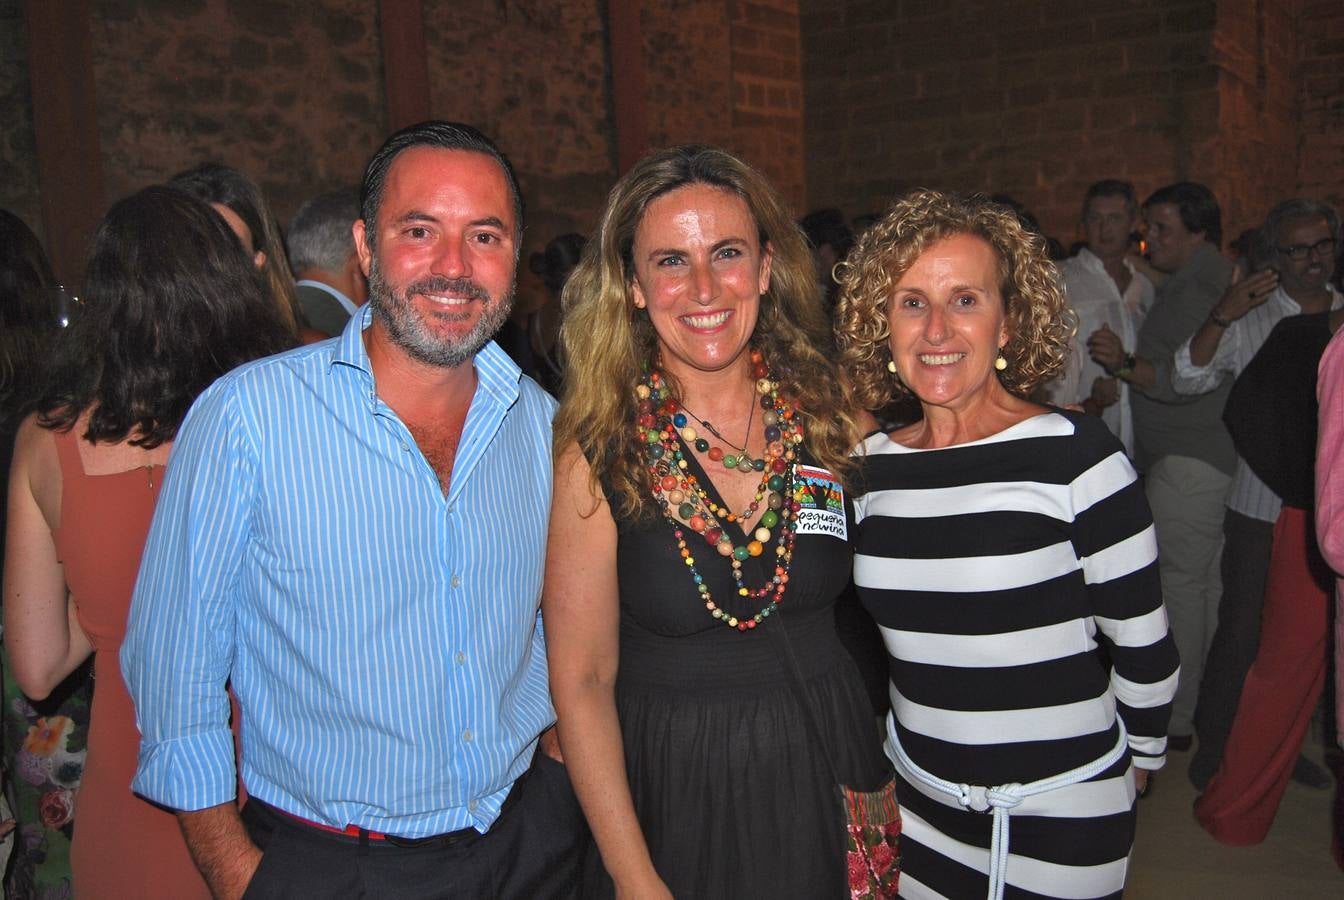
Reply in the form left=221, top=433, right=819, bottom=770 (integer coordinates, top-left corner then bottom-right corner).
left=171, top=161, right=326, bottom=345
left=0, top=209, right=60, bottom=422
left=3, top=185, right=294, bottom=898
left=0, top=209, right=94, bottom=899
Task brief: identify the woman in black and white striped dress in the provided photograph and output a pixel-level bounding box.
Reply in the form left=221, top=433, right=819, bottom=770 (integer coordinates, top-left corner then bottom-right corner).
left=834, top=190, right=1179, bottom=900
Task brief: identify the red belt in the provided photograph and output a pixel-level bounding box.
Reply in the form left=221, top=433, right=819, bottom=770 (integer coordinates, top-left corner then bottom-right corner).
left=275, top=805, right=479, bottom=847
left=279, top=808, right=393, bottom=840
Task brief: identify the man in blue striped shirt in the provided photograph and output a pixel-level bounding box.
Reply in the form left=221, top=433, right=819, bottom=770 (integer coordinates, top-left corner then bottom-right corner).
left=122, top=122, right=585, bottom=898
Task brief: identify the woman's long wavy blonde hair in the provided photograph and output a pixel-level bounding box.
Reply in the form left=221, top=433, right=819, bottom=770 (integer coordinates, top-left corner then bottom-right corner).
left=835, top=189, right=1073, bottom=412
left=555, top=145, right=859, bottom=521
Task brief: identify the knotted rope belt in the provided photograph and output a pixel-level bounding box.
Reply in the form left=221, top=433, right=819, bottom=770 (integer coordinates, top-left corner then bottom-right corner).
left=886, top=719, right=1130, bottom=900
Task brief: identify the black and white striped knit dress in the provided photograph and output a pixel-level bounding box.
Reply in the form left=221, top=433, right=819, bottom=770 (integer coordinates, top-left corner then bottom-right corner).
left=853, top=410, right=1179, bottom=900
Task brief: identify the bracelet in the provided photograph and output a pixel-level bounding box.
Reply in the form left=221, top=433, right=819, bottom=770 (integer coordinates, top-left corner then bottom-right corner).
left=1113, top=352, right=1137, bottom=378
left=1209, top=309, right=1234, bottom=328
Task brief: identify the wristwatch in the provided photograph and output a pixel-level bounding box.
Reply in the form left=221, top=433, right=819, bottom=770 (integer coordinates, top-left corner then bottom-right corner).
left=1113, top=353, right=1137, bottom=378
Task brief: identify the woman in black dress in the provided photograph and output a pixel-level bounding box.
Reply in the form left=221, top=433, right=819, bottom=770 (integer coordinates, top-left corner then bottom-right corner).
left=545, top=145, right=891, bottom=898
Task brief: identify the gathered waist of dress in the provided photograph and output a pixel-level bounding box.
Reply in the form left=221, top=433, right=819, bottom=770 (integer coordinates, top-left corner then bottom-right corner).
left=617, top=609, right=848, bottom=693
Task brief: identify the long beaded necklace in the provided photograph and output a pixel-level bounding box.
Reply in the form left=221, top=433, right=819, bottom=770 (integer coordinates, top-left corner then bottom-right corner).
left=636, top=351, right=806, bottom=631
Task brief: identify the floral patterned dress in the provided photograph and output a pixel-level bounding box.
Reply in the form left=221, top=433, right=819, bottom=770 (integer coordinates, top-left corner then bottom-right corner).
left=2, top=652, right=92, bottom=900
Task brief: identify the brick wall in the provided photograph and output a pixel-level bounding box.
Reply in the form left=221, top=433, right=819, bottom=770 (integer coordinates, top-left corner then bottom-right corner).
left=801, top=0, right=1228, bottom=245
left=643, top=0, right=735, bottom=153
left=422, top=0, right=614, bottom=256
left=1211, top=0, right=1303, bottom=242
left=0, top=1, right=808, bottom=280
left=640, top=0, right=806, bottom=213
left=1298, top=0, right=1344, bottom=209
left=91, top=0, right=385, bottom=222
left=0, top=0, right=41, bottom=239
left=10, top=1, right=1337, bottom=271
left=730, top=0, right=806, bottom=212
left=801, top=0, right=1344, bottom=249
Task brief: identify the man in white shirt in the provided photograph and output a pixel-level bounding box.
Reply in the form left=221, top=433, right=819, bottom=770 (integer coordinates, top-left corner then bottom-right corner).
left=1174, top=198, right=1343, bottom=789
left=1048, top=180, right=1154, bottom=455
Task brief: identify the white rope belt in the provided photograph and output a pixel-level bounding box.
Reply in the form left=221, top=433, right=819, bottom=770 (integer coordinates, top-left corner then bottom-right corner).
left=887, top=720, right=1130, bottom=900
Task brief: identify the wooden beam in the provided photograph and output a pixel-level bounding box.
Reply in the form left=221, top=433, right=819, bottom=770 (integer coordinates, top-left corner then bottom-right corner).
left=23, top=0, right=104, bottom=286
left=379, top=0, right=432, bottom=132
left=607, top=0, right=648, bottom=174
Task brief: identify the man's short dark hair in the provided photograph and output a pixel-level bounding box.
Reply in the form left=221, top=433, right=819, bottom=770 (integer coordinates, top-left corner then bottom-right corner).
left=359, top=121, right=524, bottom=247
left=1082, top=180, right=1137, bottom=218
left=288, top=189, right=359, bottom=273
left=1143, top=181, right=1222, bottom=248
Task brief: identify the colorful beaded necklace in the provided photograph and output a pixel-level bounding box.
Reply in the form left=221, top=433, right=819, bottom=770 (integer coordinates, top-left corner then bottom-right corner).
left=636, top=352, right=806, bottom=631
left=673, top=398, right=761, bottom=473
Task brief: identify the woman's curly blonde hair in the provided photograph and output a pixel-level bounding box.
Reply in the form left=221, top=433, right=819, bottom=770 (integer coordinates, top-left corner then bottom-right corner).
left=554, top=145, right=860, bottom=521
left=835, top=189, right=1074, bottom=411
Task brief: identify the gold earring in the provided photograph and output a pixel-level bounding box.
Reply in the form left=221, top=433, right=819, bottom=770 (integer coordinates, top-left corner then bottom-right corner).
left=994, top=354, right=1008, bottom=371
left=887, top=360, right=897, bottom=373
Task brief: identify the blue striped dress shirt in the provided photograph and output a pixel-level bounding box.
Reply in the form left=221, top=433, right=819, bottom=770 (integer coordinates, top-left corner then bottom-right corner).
left=121, top=308, right=557, bottom=837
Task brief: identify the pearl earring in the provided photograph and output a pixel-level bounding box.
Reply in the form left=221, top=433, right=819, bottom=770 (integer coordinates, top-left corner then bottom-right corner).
left=994, top=354, right=1007, bottom=371
left=887, top=360, right=897, bottom=373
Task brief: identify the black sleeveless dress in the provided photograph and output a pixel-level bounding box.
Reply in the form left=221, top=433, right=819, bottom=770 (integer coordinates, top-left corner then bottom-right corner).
left=584, top=447, right=890, bottom=899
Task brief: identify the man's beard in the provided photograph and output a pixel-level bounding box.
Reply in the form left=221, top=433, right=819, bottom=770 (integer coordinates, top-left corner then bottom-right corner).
left=367, top=256, right=515, bottom=368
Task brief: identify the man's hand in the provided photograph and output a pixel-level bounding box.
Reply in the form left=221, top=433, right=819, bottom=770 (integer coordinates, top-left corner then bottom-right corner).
left=1086, top=323, right=1125, bottom=372
left=538, top=725, right=563, bottom=763
left=1090, top=376, right=1120, bottom=409
left=1211, top=266, right=1278, bottom=326
left=177, top=803, right=263, bottom=900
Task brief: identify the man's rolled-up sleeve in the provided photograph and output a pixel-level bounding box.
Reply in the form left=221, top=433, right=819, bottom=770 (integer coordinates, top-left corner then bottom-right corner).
left=121, top=380, right=257, bottom=811
left=1170, top=329, right=1239, bottom=396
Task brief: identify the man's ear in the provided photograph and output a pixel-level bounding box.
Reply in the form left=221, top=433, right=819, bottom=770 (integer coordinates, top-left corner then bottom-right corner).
left=353, top=220, right=373, bottom=278
left=346, top=250, right=369, bottom=304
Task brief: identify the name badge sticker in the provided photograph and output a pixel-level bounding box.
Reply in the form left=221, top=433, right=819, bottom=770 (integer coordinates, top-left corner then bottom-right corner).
left=793, top=464, right=847, bottom=541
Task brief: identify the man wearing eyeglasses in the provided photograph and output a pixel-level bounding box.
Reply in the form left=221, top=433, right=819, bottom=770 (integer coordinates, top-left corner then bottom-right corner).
left=1171, top=199, right=1342, bottom=795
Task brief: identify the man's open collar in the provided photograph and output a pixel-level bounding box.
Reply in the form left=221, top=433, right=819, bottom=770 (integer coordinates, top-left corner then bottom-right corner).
left=329, top=305, right=523, bottom=408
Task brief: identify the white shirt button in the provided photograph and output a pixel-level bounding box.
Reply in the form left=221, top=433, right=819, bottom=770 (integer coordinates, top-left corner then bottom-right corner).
left=451, top=575, right=461, bottom=589
left=463, top=729, right=473, bottom=742
left=455, top=651, right=466, bottom=665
